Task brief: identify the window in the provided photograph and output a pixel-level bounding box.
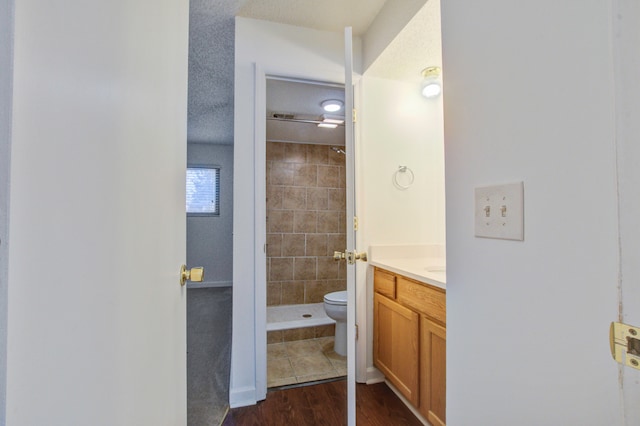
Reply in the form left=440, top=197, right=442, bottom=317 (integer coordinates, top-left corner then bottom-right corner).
left=186, top=167, right=220, bottom=215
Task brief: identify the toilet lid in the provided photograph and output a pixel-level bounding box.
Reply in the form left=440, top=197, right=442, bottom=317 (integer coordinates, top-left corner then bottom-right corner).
left=324, top=290, right=347, bottom=304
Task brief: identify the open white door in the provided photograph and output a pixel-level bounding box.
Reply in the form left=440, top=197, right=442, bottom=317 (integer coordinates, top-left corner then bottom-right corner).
left=6, top=1, right=189, bottom=424
left=344, top=27, right=358, bottom=426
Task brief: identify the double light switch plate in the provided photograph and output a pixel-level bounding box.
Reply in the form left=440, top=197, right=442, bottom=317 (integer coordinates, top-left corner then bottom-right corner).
left=474, top=182, right=524, bottom=241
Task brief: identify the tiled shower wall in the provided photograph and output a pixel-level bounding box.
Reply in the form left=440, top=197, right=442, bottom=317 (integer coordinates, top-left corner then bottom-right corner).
left=266, top=141, right=347, bottom=312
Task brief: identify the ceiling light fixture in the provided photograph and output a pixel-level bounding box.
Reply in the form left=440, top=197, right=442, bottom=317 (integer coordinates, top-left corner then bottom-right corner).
left=318, top=123, right=338, bottom=129
left=321, top=114, right=345, bottom=125
left=321, top=99, right=343, bottom=112
left=421, top=66, right=442, bottom=98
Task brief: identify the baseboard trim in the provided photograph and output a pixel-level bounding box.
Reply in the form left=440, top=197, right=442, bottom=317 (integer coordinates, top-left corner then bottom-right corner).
left=229, top=386, right=257, bottom=409
left=218, top=406, right=230, bottom=426
left=384, top=380, right=429, bottom=426
left=365, top=366, right=385, bottom=384
left=187, top=280, right=232, bottom=289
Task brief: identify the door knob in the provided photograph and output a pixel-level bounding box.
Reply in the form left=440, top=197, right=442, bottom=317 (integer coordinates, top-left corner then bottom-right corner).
left=333, top=250, right=367, bottom=265
left=180, top=265, right=204, bottom=286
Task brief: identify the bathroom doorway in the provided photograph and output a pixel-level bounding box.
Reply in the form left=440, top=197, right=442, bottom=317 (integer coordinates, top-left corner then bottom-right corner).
left=248, top=29, right=358, bottom=422
left=263, top=78, right=348, bottom=388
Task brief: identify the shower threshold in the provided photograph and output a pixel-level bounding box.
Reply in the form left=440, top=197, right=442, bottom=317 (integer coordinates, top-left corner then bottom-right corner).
left=266, top=303, right=335, bottom=331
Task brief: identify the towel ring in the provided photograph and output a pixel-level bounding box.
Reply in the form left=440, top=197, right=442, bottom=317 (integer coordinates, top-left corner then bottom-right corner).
left=393, top=165, right=414, bottom=190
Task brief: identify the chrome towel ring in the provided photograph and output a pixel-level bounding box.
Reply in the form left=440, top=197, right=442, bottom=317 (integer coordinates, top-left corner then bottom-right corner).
left=393, top=165, right=414, bottom=190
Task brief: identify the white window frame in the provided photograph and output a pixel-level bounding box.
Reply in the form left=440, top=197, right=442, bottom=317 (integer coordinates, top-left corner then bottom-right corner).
left=186, top=165, right=220, bottom=216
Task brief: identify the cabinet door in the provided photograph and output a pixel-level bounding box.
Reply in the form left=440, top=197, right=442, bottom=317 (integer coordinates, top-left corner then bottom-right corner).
left=373, top=293, right=419, bottom=405
left=420, top=316, right=446, bottom=426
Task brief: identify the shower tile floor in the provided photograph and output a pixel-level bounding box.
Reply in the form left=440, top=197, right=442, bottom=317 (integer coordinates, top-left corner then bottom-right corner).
left=267, top=336, right=347, bottom=388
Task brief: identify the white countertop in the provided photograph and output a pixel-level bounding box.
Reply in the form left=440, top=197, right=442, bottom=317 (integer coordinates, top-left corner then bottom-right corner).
left=370, top=257, right=446, bottom=290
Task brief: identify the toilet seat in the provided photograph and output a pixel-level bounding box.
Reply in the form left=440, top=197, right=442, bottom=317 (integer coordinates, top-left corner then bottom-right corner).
left=324, top=290, right=347, bottom=305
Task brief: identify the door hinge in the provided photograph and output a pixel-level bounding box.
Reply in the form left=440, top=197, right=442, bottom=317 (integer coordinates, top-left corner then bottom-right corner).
left=610, top=322, right=640, bottom=370
left=353, top=108, right=357, bottom=123
left=353, top=216, right=359, bottom=231
left=355, top=324, right=359, bottom=340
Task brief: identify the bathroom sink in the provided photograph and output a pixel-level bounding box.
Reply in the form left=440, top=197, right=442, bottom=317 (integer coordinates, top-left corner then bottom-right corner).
left=425, top=266, right=446, bottom=273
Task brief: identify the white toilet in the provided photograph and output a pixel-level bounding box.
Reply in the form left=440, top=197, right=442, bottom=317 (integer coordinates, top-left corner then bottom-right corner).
left=323, top=290, right=347, bottom=356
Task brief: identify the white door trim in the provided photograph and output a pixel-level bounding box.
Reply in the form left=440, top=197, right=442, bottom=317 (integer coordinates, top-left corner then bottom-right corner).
left=252, top=65, right=351, bottom=404
left=253, top=63, right=268, bottom=402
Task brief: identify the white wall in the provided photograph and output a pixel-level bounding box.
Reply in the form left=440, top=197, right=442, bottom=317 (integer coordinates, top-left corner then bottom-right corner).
left=0, top=0, right=12, bottom=421
left=359, top=76, right=445, bottom=247
left=356, top=75, right=445, bottom=382
left=442, top=1, right=621, bottom=424
left=233, top=17, right=360, bottom=406
left=187, top=143, right=233, bottom=287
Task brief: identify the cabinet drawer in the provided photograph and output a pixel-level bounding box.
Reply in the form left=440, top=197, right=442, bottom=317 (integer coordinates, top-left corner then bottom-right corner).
left=374, top=268, right=396, bottom=299
left=397, top=277, right=446, bottom=324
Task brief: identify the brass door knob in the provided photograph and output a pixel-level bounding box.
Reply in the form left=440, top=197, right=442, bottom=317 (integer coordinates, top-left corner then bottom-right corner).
left=333, top=250, right=367, bottom=264
left=180, top=265, right=205, bottom=286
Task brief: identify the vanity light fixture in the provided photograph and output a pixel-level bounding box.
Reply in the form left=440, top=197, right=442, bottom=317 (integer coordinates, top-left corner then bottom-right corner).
left=421, top=66, right=442, bottom=98
left=321, top=99, right=343, bottom=112
left=318, top=123, right=338, bottom=129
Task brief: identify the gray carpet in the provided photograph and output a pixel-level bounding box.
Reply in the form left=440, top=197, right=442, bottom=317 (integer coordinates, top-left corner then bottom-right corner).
left=187, top=287, right=233, bottom=426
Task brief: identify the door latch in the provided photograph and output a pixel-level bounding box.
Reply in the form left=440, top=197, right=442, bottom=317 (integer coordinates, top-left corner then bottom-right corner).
left=610, top=322, right=640, bottom=370
left=333, top=250, right=367, bottom=265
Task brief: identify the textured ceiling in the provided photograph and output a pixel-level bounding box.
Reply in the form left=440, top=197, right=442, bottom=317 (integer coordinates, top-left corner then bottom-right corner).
left=365, top=0, right=442, bottom=83
left=187, top=0, right=387, bottom=144
left=188, top=0, right=438, bottom=145
left=266, top=79, right=344, bottom=118
left=237, top=0, right=387, bottom=36
left=187, top=0, right=244, bottom=144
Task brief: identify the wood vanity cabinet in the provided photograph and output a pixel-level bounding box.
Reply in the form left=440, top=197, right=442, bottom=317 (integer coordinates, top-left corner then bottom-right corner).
left=373, top=267, right=446, bottom=426
left=373, top=292, right=420, bottom=405
left=421, top=316, right=446, bottom=426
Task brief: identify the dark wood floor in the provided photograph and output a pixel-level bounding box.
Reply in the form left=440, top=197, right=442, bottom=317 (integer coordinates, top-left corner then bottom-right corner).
left=222, top=380, right=423, bottom=426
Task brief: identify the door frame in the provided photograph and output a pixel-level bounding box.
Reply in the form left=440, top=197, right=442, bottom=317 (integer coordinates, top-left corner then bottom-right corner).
left=0, top=0, right=13, bottom=420
left=0, top=81, right=9, bottom=426
left=253, top=65, right=351, bottom=401
left=613, top=0, right=640, bottom=419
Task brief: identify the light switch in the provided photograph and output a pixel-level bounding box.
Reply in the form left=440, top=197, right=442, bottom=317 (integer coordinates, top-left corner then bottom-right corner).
left=474, top=182, right=524, bottom=240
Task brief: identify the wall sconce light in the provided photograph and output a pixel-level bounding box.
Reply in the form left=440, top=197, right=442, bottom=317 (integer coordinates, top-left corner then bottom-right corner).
left=421, top=66, right=442, bottom=98
left=321, top=99, right=343, bottom=112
